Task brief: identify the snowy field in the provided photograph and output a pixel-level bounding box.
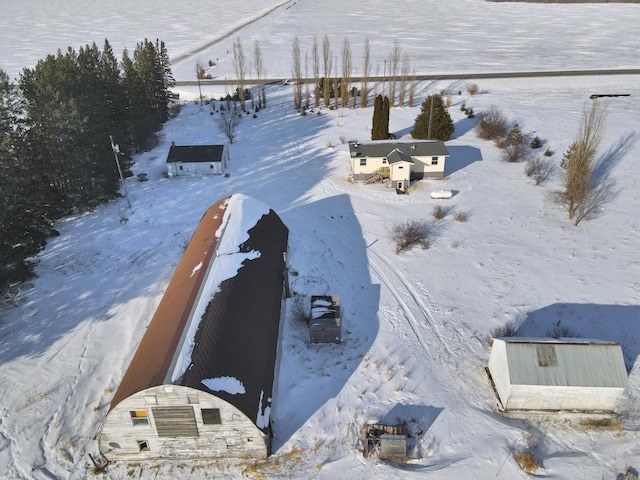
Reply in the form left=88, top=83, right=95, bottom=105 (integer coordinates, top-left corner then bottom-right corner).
left=2, top=0, right=640, bottom=81
left=1, top=1, right=640, bottom=479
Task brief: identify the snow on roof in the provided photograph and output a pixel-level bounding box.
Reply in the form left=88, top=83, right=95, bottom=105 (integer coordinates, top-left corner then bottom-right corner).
left=169, top=194, right=269, bottom=382
left=108, top=194, right=288, bottom=433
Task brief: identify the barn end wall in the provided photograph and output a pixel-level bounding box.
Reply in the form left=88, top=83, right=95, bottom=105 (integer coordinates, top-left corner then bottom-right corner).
left=99, top=385, right=268, bottom=460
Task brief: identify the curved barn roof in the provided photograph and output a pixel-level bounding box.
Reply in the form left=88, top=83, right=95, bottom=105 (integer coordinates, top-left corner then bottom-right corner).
left=108, top=195, right=288, bottom=433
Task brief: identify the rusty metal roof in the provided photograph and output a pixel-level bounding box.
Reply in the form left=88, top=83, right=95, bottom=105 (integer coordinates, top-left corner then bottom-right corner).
left=109, top=197, right=230, bottom=410
left=108, top=196, right=289, bottom=433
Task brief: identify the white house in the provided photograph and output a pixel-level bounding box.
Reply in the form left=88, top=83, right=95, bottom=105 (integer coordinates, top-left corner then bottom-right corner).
left=166, top=143, right=229, bottom=177
left=98, top=195, right=289, bottom=460
left=488, top=338, right=629, bottom=412
left=348, top=140, right=449, bottom=191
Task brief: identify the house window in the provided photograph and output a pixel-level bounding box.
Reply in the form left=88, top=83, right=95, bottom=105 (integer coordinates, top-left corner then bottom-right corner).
left=137, top=440, right=150, bottom=452
left=130, top=410, right=149, bottom=427
left=359, top=158, right=367, bottom=166
left=382, top=158, right=387, bottom=164
left=202, top=408, right=222, bottom=425
left=398, top=166, right=404, bottom=169
left=431, top=156, right=439, bottom=165
left=187, top=394, right=199, bottom=404
left=179, top=165, right=184, bottom=171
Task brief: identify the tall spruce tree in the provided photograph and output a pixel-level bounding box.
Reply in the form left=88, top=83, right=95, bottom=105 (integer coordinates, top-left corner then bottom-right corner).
left=411, top=94, right=454, bottom=141
left=0, top=68, right=54, bottom=288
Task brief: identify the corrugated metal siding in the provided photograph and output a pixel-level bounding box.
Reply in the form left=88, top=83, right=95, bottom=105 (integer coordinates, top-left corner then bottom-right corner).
left=504, top=340, right=629, bottom=388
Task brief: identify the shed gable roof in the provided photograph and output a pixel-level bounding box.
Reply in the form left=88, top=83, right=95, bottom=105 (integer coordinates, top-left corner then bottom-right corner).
left=497, top=338, right=629, bottom=389
left=166, top=144, right=226, bottom=163
left=348, top=139, right=449, bottom=159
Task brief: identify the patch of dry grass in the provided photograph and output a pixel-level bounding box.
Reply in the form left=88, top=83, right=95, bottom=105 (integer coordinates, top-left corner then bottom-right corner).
left=515, top=451, right=540, bottom=474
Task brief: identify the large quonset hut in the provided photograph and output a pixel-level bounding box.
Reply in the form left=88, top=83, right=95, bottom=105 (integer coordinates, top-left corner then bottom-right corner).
left=99, top=195, right=288, bottom=460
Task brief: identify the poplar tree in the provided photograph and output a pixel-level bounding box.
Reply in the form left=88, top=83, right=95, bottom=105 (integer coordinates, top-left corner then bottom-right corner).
left=360, top=39, right=371, bottom=108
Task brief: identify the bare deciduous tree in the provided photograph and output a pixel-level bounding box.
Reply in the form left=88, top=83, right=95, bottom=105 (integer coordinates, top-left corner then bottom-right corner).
left=322, top=35, right=332, bottom=108
left=387, top=40, right=401, bottom=107
left=341, top=38, right=352, bottom=108
left=254, top=40, right=264, bottom=109
left=360, top=38, right=371, bottom=108
left=556, top=100, right=609, bottom=225
left=398, top=53, right=411, bottom=107
left=408, top=69, right=416, bottom=107
left=333, top=55, right=338, bottom=110
left=304, top=52, right=310, bottom=109
left=232, top=38, right=247, bottom=110
left=291, top=36, right=302, bottom=109
left=217, top=111, right=241, bottom=144
left=312, top=37, right=320, bottom=108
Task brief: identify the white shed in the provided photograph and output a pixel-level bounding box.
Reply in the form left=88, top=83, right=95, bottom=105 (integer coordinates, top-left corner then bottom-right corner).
left=488, top=338, right=629, bottom=412
left=166, top=143, right=229, bottom=177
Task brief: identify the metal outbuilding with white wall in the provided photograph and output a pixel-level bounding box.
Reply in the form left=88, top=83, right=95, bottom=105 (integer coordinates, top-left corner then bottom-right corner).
left=488, top=338, right=629, bottom=412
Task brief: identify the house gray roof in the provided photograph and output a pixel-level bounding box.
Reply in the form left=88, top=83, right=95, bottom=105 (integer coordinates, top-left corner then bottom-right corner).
left=386, top=148, right=414, bottom=165
left=348, top=139, right=449, bottom=159
left=166, top=144, right=226, bottom=163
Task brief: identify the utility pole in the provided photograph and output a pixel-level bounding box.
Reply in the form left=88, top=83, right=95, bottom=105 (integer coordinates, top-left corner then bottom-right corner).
left=110, top=135, right=131, bottom=208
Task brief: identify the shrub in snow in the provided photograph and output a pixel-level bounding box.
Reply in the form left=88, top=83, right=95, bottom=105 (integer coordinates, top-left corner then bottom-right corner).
left=388, top=219, right=439, bottom=254
left=476, top=105, right=508, bottom=141
left=453, top=211, right=469, bottom=223
left=546, top=321, right=579, bottom=339
left=525, top=157, right=554, bottom=186
left=515, top=451, right=541, bottom=474
left=490, top=319, right=519, bottom=341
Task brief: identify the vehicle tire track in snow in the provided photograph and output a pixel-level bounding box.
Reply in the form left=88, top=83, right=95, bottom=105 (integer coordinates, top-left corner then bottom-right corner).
left=367, top=246, right=454, bottom=363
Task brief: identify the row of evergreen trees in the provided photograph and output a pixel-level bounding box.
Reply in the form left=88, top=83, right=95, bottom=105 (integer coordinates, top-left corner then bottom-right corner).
left=0, top=38, right=174, bottom=291
left=371, top=93, right=454, bottom=141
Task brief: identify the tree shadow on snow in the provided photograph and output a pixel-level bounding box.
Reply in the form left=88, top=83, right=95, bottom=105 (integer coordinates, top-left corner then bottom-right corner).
left=452, top=116, right=477, bottom=140
left=515, top=303, right=640, bottom=372
left=444, top=145, right=483, bottom=177
left=0, top=100, right=337, bottom=368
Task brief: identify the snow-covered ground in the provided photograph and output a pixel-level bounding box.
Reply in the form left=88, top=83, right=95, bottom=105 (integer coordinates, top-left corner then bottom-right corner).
left=1, top=1, right=640, bottom=479
left=2, top=0, right=640, bottom=81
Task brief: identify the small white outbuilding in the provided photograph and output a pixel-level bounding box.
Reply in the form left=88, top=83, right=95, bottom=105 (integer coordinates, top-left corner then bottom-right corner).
left=166, top=143, right=229, bottom=177
left=488, top=338, right=629, bottom=412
